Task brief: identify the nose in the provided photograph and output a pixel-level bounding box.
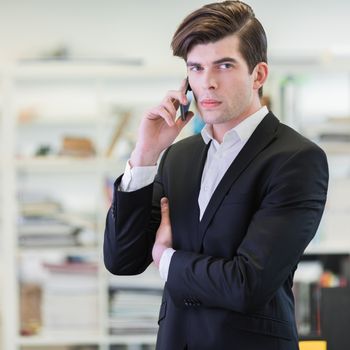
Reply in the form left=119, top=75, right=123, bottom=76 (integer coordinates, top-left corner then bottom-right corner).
left=202, top=70, right=218, bottom=90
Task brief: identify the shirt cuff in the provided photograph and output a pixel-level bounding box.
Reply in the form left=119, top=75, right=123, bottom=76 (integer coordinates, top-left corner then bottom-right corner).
left=119, top=160, right=157, bottom=192
left=159, top=248, right=176, bottom=281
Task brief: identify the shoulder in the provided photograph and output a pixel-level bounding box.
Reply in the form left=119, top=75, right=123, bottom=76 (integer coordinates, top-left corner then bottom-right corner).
left=267, top=112, right=327, bottom=159
left=166, top=133, right=205, bottom=157
left=157, top=133, right=205, bottom=172
left=255, top=113, right=328, bottom=181
left=173, top=133, right=204, bottom=148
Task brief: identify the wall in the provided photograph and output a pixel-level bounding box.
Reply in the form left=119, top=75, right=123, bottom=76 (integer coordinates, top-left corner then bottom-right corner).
left=1, top=0, right=350, bottom=71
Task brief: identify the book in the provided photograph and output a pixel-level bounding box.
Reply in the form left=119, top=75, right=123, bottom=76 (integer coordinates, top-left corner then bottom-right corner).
left=41, top=262, right=99, bottom=332
left=59, top=136, right=96, bottom=157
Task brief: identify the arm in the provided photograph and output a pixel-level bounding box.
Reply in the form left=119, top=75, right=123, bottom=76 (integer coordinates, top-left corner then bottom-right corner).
left=164, top=145, right=329, bottom=313
left=103, top=175, right=163, bottom=275
left=103, top=81, right=193, bottom=275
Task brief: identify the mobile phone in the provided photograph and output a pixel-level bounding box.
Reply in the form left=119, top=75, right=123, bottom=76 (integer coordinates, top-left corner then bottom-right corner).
left=180, top=78, right=192, bottom=121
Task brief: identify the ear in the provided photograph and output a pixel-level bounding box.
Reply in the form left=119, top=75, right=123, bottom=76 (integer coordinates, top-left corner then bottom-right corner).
left=253, top=62, right=268, bottom=91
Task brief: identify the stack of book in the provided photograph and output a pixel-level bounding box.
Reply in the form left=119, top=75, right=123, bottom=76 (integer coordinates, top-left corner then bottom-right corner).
left=293, top=261, right=324, bottom=336
left=109, top=287, right=162, bottom=335
left=42, top=261, right=99, bottom=333
left=18, top=193, right=95, bottom=248
left=108, top=265, right=163, bottom=335
left=20, top=283, right=42, bottom=335
left=18, top=216, right=80, bottom=247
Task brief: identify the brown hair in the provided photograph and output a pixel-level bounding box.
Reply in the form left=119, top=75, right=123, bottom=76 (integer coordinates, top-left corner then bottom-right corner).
left=171, top=1, right=267, bottom=96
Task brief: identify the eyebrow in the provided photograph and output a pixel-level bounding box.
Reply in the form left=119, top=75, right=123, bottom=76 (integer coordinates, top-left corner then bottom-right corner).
left=186, top=57, right=238, bottom=67
left=213, top=57, right=238, bottom=65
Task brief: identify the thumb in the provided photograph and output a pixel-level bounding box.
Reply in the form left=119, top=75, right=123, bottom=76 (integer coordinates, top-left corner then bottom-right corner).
left=160, top=197, right=170, bottom=225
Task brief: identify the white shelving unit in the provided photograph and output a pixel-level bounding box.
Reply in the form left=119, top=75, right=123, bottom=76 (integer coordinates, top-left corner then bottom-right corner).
left=0, top=62, right=181, bottom=350
left=267, top=62, right=350, bottom=337
left=2, top=57, right=350, bottom=349
left=270, top=66, right=350, bottom=255
left=0, top=70, right=4, bottom=350
left=1, top=68, right=18, bottom=350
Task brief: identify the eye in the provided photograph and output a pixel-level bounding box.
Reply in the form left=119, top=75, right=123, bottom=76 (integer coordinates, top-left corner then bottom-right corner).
left=189, top=65, right=203, bottom=72
left=218, top=63, right=233, bottom=70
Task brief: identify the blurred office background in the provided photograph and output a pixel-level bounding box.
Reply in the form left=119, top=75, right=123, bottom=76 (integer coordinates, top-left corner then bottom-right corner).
left=1, top=1, right=350, bottom=350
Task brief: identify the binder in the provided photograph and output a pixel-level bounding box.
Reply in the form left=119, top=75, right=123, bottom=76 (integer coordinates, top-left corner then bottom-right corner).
left=320, top=287, right=350, bottom=350
left=299, top=340, right=327, bottom=350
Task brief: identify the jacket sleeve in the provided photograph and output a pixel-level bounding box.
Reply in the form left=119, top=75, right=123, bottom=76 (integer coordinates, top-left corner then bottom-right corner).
left=103, top=152, right=169, bottom=276
left=166, top=145, right=329, bottom=313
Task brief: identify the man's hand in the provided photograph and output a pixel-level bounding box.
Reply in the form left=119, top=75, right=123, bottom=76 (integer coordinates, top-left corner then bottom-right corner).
left=130, top=79, right=194, bottom=167
left=152, top=197, right=173, bottom=268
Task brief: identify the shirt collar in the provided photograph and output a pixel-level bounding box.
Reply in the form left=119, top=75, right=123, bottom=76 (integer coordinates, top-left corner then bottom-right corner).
left=201, top=106, right=269, bottom=145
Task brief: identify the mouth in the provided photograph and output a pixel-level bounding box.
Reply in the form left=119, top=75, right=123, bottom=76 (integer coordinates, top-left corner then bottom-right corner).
left=199, top=98, right=222, bottom=109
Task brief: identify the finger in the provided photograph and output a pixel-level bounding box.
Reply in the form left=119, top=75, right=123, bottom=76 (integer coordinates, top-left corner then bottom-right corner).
left=175, top=111, right=195, bottom=129
left=156, top=106, right=176, bottom=127
left=160, top=197, right=170, bottom=225
left=170, top=97, right=180, bottom=112
left=162, top=98, right=178, bottom=117
left=180, top=77, right=188, bottom=91
left=180, top=77, right=190, bottom=102
left=165, top=90, right=188, bottom=107
left=163, top=80, right=189, bottom=111
left=146, top=105, right=174, bottom=127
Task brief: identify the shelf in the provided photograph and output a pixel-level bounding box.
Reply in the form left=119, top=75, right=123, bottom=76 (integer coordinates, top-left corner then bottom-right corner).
left=17, top=116, right=104, bottom=127
left=17, top=246, right=99, bottom=256
left=18, top=332, right=102, bottom=346
left=17, top=334, right=157, bottom=346
left=16, top=114, right=123, bottom=127
left=4, top=60, right=349, bottom=350
left=15, top=156, right=125, bottom=173
left=0, top=61, right=199, bottom=350
left=305, top=241, right=350, bottom=255
left=7, top=61, right=183, bottom=81
left=317, top=141, right=350, bottom=154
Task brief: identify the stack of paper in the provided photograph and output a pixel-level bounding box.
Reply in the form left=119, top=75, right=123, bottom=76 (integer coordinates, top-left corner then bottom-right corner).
left=42, top=262, right=99, bottom=332
left=109, top=288, right=162, bottom=335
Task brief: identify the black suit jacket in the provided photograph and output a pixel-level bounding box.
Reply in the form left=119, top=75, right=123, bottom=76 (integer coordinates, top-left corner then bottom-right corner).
left=104, top=112, right=329, bottom=350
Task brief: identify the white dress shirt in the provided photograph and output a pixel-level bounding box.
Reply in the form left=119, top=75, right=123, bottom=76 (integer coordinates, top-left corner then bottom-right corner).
left=119, top=106, right=269, bottom=280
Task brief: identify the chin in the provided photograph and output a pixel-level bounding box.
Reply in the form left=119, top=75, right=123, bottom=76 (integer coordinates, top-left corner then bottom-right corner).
left=200, top=111, right=223, bottom=124
left=202, top=114, right=232, bottom=125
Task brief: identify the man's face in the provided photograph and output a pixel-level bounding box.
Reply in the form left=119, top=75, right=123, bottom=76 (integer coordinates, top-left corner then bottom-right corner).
left=186, top=34, right=260, bottom=128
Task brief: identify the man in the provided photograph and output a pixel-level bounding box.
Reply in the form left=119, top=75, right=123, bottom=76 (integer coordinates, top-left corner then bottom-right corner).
left=104, top=1, right=329, bottom=349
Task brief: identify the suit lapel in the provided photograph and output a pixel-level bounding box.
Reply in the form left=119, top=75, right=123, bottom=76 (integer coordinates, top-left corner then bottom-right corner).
left=172, top=135, right=210, bottom=252
left=198, top=112, right=280, bottom=242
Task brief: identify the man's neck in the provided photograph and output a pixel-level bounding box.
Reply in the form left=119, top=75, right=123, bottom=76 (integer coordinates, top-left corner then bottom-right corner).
left=211, top=103, right=262, bottom=143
